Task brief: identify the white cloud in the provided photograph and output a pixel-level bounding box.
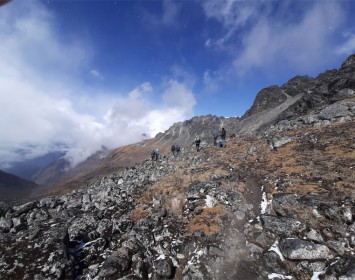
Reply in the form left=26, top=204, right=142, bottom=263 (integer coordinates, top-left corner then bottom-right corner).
left=0, top=0, right=196, bottom=169
left=203, top=70, right=220, bottom=93
left=90, top=69, right=104, bottom=79
left=202, top=0, right=258, bottom=49
left=143, top=0, right=180, bottom=27
left=336, top=32, right=355, bottom=55
left=202, top=1, right=348, bottom=76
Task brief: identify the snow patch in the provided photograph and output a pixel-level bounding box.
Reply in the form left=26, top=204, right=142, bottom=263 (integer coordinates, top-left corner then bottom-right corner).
left=268, top=273, right=292, bottom=279
left=156, top=254, right=166, bottom=260
left=268, top=240, right=285, bottom=261
left=261, top=188, right=271, bottom=214
left=205, top=195, right=217, bottom=208
left=311, top=271, right=325, bottom=280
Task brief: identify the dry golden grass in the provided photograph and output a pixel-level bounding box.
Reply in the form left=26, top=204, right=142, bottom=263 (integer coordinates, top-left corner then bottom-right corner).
left=286, top=184, right=324, bottom=195
left=131, top=205, right=150, bottom=221
left=280, top=204, right=323, bottom=228
left=185, top=204, right=226, bottom=236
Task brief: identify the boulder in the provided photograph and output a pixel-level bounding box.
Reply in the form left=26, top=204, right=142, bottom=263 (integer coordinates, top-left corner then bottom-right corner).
left=261, top=215, right=306, bottom=236
left=279, top=238, right=333, bottom=260
left=319, top=102, right=352, bottom=120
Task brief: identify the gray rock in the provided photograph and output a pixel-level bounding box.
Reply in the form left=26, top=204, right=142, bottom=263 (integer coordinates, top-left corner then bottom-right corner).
left=183, top=264, right=205, bottom=280
left=261, top=215, right=306, bottom=236
left=319, top=102, right=352, bottom=120
left=262, top=251, right=286, bottom=275
left=209, top=246, right=224, bottom=257
left=154, top=257, right=174, bottom=278
left=306, top=229, right=324, bottom=243
left=295, top=261, right=326, bottom=278
left=0, top=202, right=11, bottom=217
left=12, top=201, right=38, bottom=217
left=0, top=216, right=12, bottom=232
left=279, top=238, right=334, bottom=260
left=272, top=193, right=299, bottom=217
left=187, top=182, right=216, bottom=200
left=98, top=247, right=132, bottom=278
left=96, top=219, right=113, bottom=238
left=68, top=214, right=99, bottom=241
left=326, top=239, right=349, bottom=255
left=255, top=232, right=272, bottom=248
left=339, top=268, right=355, bottom=280
left=270, top=136, right=293, bottom=149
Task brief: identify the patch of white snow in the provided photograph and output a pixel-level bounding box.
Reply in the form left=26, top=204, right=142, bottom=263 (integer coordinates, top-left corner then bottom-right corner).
left=268, top=240, right=285, bottom=261
left=311, top=271, right=325, bottom=280
left=205, top=195, right=217, bottom=208
left=268, top=273, right=292, bottom=279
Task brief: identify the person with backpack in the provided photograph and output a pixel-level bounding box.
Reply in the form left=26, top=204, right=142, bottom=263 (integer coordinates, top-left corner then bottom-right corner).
left=221, top=127, right=226, bottom=141
left=175, top=145, right=181, bottom=155
left=193, top=136, right=201, bottom=151
left=171, top=145, right=176, bottom=156
left=154, top=148, right=159, bottom=161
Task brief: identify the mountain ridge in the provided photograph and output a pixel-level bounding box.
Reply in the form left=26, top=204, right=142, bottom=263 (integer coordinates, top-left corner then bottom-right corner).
left=0, top=170, right=39, bottom=202
left=31, top=54, right=355, bottom=191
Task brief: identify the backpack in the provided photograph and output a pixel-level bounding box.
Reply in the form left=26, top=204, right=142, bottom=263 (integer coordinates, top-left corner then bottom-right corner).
left=155, top=149, right=159, bottom=155
left=176, top=145, right=180, bottom=152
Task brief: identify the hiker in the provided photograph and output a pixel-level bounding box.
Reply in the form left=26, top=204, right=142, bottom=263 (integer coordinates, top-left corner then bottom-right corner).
left=193, top=136, right=201, bottom=151
left=151, top=150, right=155, bottom=161
left=213, top=130, right=219, bottom=146
left=171, top=145, right=176, bottom=156
left=176, top=145, right=181, bottom=155
left=221, top=127, right=226, bottom=141
left=154, top=148, right=159, bottom=161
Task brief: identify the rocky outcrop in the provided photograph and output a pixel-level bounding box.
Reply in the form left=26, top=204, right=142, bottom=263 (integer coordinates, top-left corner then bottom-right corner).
left=237, top=55, right=355, bottom=135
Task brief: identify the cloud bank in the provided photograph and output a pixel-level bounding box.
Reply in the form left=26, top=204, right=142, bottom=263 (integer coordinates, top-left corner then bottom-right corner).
left=0, top=1, right=196, bottom=168
left=202, top=0, right=354, bottom=77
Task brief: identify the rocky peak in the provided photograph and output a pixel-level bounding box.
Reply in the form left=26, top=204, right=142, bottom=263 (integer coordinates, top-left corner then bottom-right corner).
left=242, top=86, right=286, bottom=119
left=341, top=54, right=355, bottom=69
left=155, top=114, right=240, bottom=146
left=237, top=54, right=355, bottom=135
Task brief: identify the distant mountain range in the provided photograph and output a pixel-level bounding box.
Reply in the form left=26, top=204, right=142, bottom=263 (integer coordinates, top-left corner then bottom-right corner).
left=0, top=170, right=39, bottom=202
left=1, top=54, right=354, bottom=201
left=3, top=151, right=65, bottom=180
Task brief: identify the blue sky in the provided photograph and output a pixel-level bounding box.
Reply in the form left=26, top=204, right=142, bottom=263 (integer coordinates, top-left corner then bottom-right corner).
left=1, top=0, right=355, bottom=168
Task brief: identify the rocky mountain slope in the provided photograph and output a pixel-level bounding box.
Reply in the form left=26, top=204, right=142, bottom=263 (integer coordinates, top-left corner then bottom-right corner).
left=0, top=54, right=354, bottom=280
left=0, top=120, right=354, bottom=279
left=236, top=55, right=355, bottom=135
left=30, top=115, right=240, bottom=190
left=31, top=55, right=355, bottom=191
left=0, top=170, right=39, bottom=202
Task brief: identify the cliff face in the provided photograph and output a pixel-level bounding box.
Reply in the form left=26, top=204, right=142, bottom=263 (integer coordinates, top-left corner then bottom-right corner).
left=236, top=55, right=355, bottom=135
